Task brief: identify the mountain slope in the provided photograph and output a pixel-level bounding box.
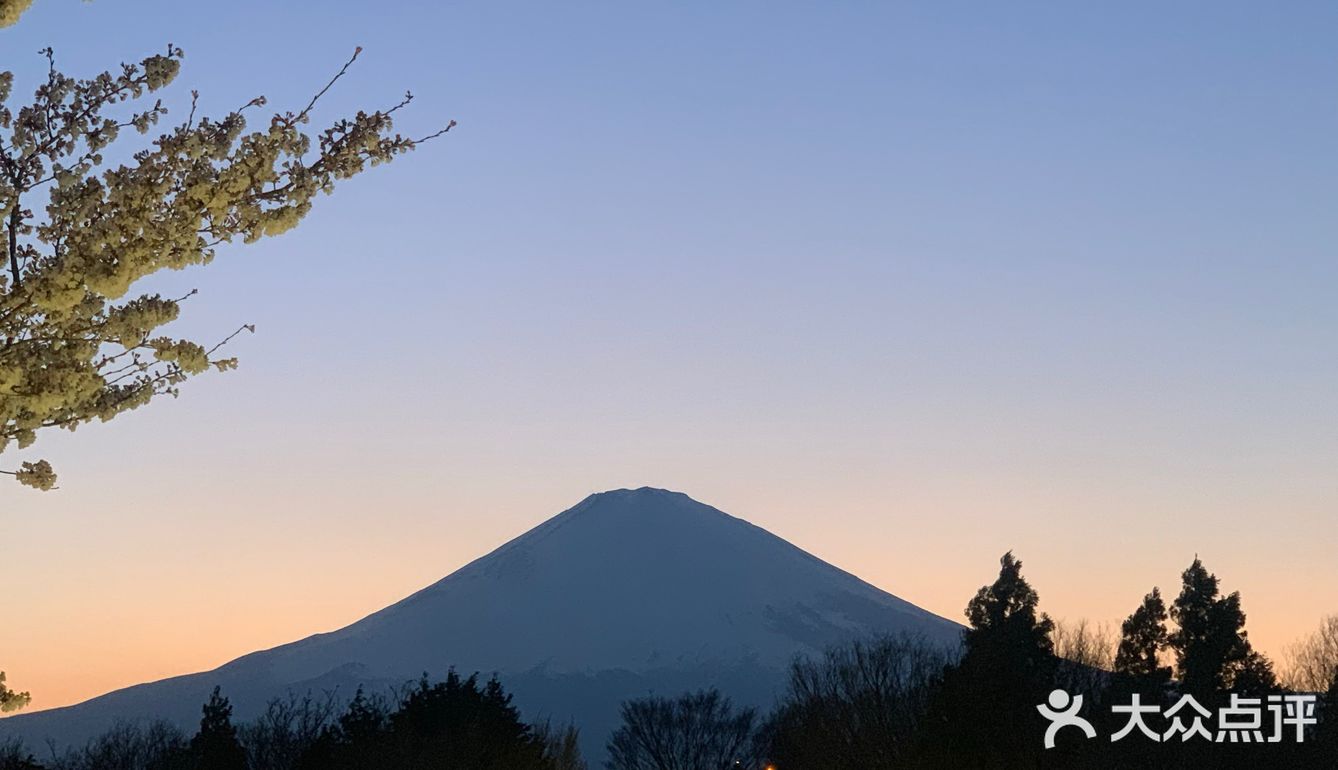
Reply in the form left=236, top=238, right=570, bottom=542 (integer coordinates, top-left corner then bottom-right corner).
left=1, top=487, right=962, bottom=757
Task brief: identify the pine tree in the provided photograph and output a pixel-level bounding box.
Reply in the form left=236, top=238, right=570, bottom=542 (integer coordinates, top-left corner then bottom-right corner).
left=922, top=552, right=1056, bottom=765
left=1227, top=649, right=1278, bottom=695
left=302, top=671, right=550, bottom=769
left=1114, top=587, right=1171, bottom=688
left=963, top=551, right=1056, bottom=665
left=295, top=687, right=391, bottom=770
left=189, top=687, right=247, bottom=770
left=1168, top=558, right=1253, bottom=698
left=336, top=687, right=387, bottom=746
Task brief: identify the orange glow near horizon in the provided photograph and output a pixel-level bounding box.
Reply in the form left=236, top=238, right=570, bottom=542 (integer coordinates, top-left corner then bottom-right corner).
left=6, top=478, right=1335, bottom=714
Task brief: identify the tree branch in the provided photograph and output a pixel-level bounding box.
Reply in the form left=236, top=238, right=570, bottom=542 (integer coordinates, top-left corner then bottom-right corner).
left=295, top=47, right=362, bottom=125
left=6, top=196, right=20, bottom=290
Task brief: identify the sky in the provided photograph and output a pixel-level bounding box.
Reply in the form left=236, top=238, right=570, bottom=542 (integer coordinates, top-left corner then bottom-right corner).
left=3, top=1, right=1336, bottom=712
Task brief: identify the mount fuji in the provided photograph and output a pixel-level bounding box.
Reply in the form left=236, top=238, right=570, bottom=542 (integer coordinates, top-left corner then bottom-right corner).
left=1, top=487, right=962, bottom=758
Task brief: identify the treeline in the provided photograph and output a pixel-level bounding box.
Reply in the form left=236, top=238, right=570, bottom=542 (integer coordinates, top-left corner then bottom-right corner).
left=605, top=553, right=1338, bottom=769
left=3, top=553, right=1336, bottom=768
left=0, top=673, right=585, bottom=770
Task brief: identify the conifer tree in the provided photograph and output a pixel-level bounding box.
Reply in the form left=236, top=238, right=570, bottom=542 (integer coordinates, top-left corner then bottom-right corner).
left=1168, top=558, right=1259, bottom=697
left=304, top=671, right=550, bottom=769
left=1227, top=649, right=1278, bottom=695
left=1114, top=587, right=1171, bottom=687
left=189, top=687, right=247, bottom=770
left=335, top=687, right=387, bottom=747
left=923, top=552, right=1056, bottom=765
left=963, top=551, right=1056, bottom=666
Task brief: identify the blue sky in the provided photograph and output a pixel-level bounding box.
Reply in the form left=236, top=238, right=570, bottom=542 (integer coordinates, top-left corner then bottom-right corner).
left=4, top=1, right=1337, bottom=709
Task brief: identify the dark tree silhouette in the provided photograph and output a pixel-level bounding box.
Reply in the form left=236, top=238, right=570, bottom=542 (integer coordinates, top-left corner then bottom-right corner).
left=0, top=739, right=41, bottom=770
left=293, top=685, right=394, bottom=770
left=18, top=720, right=186, bottom=770
left=299, top=671, right=552, bottom=769
left=335, top=687, right=388, bottom=747
left=606, top=689, right=763, bottom=770
left=1114, top=587, right=1171, bottom=689
left=238, top=693, right=337, bottom=770
left=962, top=551, right=1056, bottom=663
left=1316, top=671, right=1338, bottom=755
left=391, top=673, right=547, bottom=767
left=1168, top=558, right=1274, bottom=699
left=763, top=634, right=949, bottom=769
left=1228, top=649, right=1279, bottom=696
left=188, top=687, right=246, bottom=770
left=921, top=551, right=1056, bottom=766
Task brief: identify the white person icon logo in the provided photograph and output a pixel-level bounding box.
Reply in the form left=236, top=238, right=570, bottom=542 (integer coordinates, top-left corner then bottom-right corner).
left=1037, top=689, right=1097, bottom=749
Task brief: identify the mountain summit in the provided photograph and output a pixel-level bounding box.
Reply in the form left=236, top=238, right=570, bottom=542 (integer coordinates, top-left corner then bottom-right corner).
left=1, top=488, right=962, bottom=756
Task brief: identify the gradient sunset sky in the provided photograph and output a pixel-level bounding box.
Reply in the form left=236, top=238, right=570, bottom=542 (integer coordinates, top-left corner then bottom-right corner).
left=4, top=1, right=1337, bottom=712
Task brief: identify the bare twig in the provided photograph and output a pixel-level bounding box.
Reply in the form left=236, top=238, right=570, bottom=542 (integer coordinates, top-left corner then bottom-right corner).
left=295, top=46, right=363, bottom=124
left=205, top=323, right=256, bottom=357
left=414, top=119, right=457, bottom=145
